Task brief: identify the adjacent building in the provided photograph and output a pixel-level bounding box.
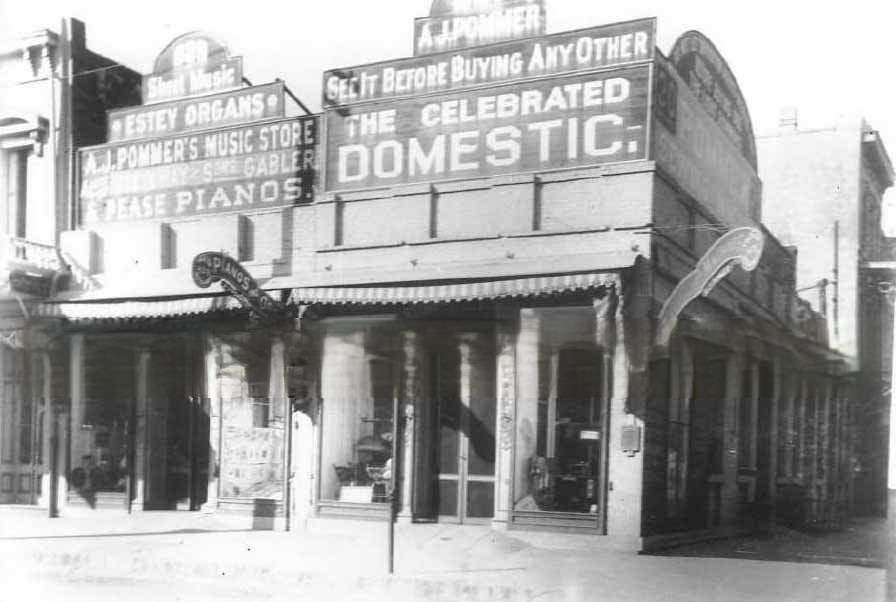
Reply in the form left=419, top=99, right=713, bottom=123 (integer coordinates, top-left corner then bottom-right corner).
left=0, top=3, right=863, bottom=550
left=0, top=19, right=138, bottom=505
left=757, top=112, right=895, bottom=517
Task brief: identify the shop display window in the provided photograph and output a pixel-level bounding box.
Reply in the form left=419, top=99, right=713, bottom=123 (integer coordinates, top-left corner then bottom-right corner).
left=71, top=342, right=135, bottom=497
left=219, top=334, right=285, bottom=500
left=319, top=320, right=397, bottom=505
left=514, top=307, right=606, bottom=516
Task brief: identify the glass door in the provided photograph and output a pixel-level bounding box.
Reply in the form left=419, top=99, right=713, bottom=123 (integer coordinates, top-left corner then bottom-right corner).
left=434, top=348, right=461, bottom=520
left=432, top=336, right=496, bottom=523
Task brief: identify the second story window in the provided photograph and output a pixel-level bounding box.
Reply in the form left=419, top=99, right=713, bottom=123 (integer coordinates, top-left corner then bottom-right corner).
left=3, top=147, right=29, bottom=239
left=0, top=115, right=48, bottom=241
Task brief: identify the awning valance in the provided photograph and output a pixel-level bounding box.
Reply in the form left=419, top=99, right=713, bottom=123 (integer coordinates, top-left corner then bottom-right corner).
left=35, top=272, right=618, bottom=322
left=35, top=295, right=242, bottom=322
left=288, top=272, right=617, bottom=305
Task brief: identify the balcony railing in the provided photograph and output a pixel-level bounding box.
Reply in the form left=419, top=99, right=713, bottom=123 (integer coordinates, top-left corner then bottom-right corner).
left=2, top=235, right=62, bottom=273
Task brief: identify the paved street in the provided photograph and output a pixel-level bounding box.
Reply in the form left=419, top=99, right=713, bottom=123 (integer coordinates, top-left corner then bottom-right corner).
left=0, top=509, right=885, bottom=601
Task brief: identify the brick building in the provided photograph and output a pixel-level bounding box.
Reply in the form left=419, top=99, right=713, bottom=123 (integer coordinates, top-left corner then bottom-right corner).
left=0, top=4, right=861, bottom=549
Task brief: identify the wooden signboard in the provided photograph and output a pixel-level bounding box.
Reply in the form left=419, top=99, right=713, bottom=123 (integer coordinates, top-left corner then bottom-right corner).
left=324, top=18, right=655, bottom=106
left=143, top=32, right=243, bottom=104
left=108, top=82, right=285, bottom=142
left=79, top=115, right=318, bottom=225
left=325, top=65, right=649, bottom=192
left=413, top=0, right=546, bottom=56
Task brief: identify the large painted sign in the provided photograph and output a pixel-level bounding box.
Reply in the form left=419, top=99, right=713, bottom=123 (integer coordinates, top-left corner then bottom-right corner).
left=143, top=32, right=243, bottom=104
left=108, top=83, right=284, bottom=142
left=413, top=0, right=546, bottom=56
left=655, top=227, right=765, bottom=347
left=324, top=18, right=655, bottom=106
left=669, top=31, right=756, bottom=170
left=325, top=66, right=649, bottom=192
left=79, top=116, right=318, bottom=225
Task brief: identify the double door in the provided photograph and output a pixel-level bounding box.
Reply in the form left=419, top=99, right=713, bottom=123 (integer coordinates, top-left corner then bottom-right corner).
left=420, top=340, right=496, bottom=523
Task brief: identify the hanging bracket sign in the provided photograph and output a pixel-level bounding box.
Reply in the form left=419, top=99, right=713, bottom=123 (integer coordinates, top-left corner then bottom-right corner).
left=144, top=32, right=244, bottom=104
left=191, top=251, right=280, bottom=318
left=655, top=227, right=765, bottom=347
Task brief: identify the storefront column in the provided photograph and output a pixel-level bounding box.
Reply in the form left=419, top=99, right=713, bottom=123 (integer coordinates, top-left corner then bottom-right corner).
left=204, top=334, right=220, bottom=510
left=493, top=308, right=516, bottom=528
left=768, top=356, right=781, bottom=517
left=514, top=309, right=540, bottom=510
left=605, top=285, right=644, bottom=545
left=397, top=330, right=421, bottom=523
left=37, top=351, right=52, bottom=508
left=721, top=354, right=742, bottom=526
left=133, top=347, right=150, bottom=511
left=269, top=336, right=287, bottom=423
left=69, top=334, right=85, bottom=475
left=819, top=379, right=832, bottom=519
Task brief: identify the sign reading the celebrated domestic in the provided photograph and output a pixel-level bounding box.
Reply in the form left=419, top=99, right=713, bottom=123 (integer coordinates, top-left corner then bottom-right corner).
left=143, top=32, right=243, bottom=104
left=79, top=116, right=318, bottom=225
left=325, top=66, right=649, bottom=192
left=413, top=0, right=546, bottom=56
left=108, top=83, right=285, bottom=142
left=324, top=18, right=654, bottom=106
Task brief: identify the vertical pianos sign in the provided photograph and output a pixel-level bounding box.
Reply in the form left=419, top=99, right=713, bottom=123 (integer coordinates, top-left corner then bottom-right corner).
left=191, top=251, right=280, bottom=318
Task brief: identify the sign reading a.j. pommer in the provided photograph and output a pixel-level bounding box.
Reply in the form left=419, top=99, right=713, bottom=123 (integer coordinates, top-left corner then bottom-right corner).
left=325, top=66, right=649, bottom=193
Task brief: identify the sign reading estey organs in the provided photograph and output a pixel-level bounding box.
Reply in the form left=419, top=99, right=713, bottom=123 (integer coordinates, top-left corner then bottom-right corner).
left=108, top=83, right=284, bottom=142
left=325, top=66, right=648, bottom=192
left=79, top=116, right=318, bottom=225
left=144, top=32, right=243, bottom=104
left=324, top=18, right=654, bottom=106
left=414, top=0, right=546, bottom=56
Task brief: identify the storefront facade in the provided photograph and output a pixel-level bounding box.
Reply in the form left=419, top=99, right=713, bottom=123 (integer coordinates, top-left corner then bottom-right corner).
left=20, top=4, right=857, bottom=550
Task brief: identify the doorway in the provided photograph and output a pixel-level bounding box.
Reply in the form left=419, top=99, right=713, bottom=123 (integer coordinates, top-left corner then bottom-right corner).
left=146, top=336, right=207, bottom=510
left=688, top=351, right=727, bottom=529
left=419, top=334, right=496, bottom=523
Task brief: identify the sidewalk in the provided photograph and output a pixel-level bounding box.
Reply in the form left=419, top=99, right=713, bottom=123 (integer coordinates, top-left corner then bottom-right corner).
left=651, top=517, right=887, bottom=568
left=0, top=508, right=885, bottom=602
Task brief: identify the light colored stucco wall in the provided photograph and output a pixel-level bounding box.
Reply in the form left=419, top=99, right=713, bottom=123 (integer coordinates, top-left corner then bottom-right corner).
left=756, top=117, right=864, bottom=356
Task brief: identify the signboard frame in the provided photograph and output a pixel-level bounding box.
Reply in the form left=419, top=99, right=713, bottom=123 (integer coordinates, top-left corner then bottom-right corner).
left=143, top=31, right=245, bottom=105
left=78, top=114, right=319, bottom=226
left=107, top=82, right=286, bottom=143
left=412, top=0, right=546, bottom=56
left=324, top=63, right=653, bottom=194
left=323, top=17, right=656, bottom=108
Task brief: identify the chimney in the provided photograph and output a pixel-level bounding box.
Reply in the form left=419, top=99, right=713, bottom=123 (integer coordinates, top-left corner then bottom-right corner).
left=67, top=18, right=86, bottom=54
left=779, top=106, right=798, bottom=131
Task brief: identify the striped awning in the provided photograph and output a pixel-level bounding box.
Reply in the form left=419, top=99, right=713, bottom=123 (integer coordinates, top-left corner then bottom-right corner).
left=289, top=272, right=616, bottom=305
left=35, top=295, right=242, bottom=322
left=34, top=272, right=617, bottom=322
